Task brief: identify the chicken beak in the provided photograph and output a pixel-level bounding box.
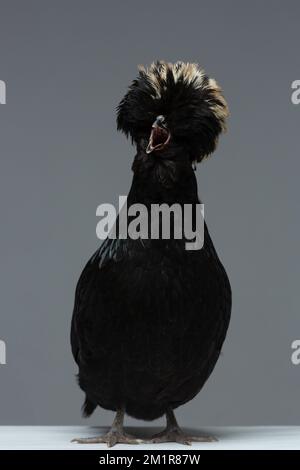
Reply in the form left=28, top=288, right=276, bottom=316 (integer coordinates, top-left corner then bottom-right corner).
left=146, top=120, right=171, bottom=154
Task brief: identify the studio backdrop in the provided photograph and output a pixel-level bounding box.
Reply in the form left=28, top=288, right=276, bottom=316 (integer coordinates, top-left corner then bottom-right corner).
left=0, top=0, right=299, bottom=428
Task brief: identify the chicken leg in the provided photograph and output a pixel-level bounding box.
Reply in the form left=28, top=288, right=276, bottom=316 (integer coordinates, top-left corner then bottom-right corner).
left=72, top=408, right=144, bottom=447
left=149, top=408, right=217, bottom=445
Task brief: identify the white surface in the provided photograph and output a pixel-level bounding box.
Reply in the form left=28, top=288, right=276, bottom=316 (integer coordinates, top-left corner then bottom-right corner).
left=0, top=426, right=299, bottom=450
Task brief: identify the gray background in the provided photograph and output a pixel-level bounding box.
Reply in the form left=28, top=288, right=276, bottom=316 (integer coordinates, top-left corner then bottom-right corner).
left=0, top=0, right=299, bottom=427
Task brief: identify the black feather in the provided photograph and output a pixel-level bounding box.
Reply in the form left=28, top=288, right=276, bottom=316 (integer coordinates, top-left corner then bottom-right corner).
left=82, top=395, right=97, bottom=417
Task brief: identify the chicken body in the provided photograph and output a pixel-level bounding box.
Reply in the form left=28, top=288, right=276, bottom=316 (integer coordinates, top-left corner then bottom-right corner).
left=71, top=150, right=231, bottom=425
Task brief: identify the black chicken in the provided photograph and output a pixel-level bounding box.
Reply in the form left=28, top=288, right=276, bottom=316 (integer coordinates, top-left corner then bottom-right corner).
left=71, top=61, right=231, bottom=446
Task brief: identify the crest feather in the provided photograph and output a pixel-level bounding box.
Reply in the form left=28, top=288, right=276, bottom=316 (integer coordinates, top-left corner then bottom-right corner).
left=117, top=61, right=228, bottom=162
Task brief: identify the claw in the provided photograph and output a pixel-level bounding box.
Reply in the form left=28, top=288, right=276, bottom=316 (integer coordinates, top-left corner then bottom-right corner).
left=72, top=430, right=144, bottom=447
left=149, top=429, right=217, bottom=445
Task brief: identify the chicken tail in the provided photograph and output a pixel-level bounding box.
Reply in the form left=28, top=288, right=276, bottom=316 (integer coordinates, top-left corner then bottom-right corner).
left=82, top=396, right=97, bottom=417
